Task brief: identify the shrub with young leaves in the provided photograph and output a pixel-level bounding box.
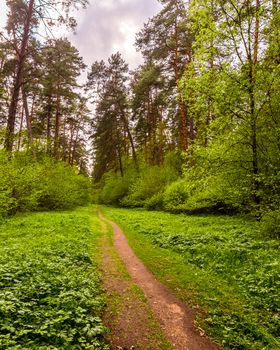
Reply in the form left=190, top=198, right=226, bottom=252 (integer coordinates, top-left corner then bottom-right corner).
left=98, top=167, right=138, bottom=205
left=122, top=165, right=178, bottom=207
left=260, top=210, right=280, bottom=239
left=163, top=178, right=190, bottom=212
left=0, top=151, right=90, bottom=216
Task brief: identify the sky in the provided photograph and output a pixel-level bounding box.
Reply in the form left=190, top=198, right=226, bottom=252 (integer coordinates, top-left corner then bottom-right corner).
left=0, top=0, right=162, bottom=69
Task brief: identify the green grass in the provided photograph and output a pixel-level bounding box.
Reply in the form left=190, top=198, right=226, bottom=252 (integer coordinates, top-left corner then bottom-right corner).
left=0, top=207, right=109, bottom=349
left=103, top=206, right=280, bottom=350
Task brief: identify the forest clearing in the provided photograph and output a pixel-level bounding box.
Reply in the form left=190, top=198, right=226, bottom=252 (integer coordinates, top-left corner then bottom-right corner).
left=0, top=206, right=279, bottom=349
left=1, top=0, right=280, bottom=349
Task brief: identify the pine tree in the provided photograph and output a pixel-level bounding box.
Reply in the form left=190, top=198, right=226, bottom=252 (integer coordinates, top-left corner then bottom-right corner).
left=87, top=53, right=137, bottom=181
left=3, top=0, right=88, bottom=152
left=135, top=0, right=193, bottom=150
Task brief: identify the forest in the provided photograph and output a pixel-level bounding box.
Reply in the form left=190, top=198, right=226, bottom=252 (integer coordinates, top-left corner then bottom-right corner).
left=0, top=0, right=280, bottom=349
left=0, top=0, right=280, bottom=221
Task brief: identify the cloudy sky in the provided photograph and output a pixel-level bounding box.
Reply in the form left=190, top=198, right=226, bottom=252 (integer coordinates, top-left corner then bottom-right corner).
left=0, top=0, right=162, bottom=69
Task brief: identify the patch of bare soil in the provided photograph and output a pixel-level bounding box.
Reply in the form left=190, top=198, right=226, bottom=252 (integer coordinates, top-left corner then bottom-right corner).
left=98, top=212, right=221, bottom=350
left=98, top=220, right=172, bottom=350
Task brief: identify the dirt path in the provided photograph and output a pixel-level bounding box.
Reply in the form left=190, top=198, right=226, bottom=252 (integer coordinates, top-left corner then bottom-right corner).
left=98, top=211, right=220, bottom=350
left=98, top=217, right=173, bottom=350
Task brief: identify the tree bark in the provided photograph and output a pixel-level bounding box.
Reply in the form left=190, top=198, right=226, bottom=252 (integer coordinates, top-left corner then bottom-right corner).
left=22, top=87, right=33, bottom=144
left=54, top=92, right=61, bottom=159
left=250, top=0, right=260, bottom=205
left=5, top=0, right=35, bottom=152
left=173, top=22, right=188, bottom=151
left=46, top=95, right=52, bottom=155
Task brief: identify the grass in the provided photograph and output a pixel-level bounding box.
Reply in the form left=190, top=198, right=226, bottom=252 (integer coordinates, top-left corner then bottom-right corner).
left=103, top=206, right=280, bottom=350
left=0, top=207, right=109, bottom=349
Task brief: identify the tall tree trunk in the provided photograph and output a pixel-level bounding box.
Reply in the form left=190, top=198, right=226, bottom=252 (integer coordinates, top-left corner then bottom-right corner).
left=46, top=96, right=52, bottom=155
left=159, top=107, right=164, bottom=165
left=54, top=92, right=61, bottom=159
left=173, top=23, right=188, bottom=151
left=249, top=0, right=260, bottom=205
left=5, top=0, right=35, bottom=152
left=116, top=144, right=124, bottom=177
left=71, top=130, right=78, bottom=166
left=22, top=87, right=33, bottom=145
left=68, top=123, right=74, bottom=164
left=17, top=104, right=25, bottom=151
left=118, top=102, right=138, bottom=169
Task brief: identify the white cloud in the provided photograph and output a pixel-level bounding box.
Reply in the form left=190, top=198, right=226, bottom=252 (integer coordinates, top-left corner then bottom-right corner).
left=0, top=0, right=162, bottom=70
left=0, top=2, right=8, bottom=29
left=68, top=0, right=162, bottom=68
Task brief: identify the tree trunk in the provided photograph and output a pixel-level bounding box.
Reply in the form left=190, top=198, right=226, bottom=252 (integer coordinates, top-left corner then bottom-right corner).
left=118, top=102, right=138, bottom=170
left=54, top=92, right=61, bottom=159
left=46, top=96, right=52, bottom=155
left=5, top=0, right=35, bottom=152
left=249, top=0, right=260, bottom=205
left=117, top=146, right=124, bottom=177
left=173, top=23, right=188, bottom=151
left=22, top=87, right=33, bottom=144
left=17, top=104, right=25, bottom=151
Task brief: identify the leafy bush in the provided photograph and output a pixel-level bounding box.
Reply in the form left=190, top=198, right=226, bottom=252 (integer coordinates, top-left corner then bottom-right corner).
left=98, top=167, right=138, bottom=205
left=163, top=178, right=190, bottom=211
left=122, top=165, right=178, bottom=207
left=0, top=151, right=90, bottom=216
left=36, top=160, right=91, bottom=210
left=144, top=192, right=164, bottom=210
left=260, top=210, right=280, bottom=239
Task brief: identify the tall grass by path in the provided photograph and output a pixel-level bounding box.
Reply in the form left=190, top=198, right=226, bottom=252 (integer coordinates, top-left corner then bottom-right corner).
left=103, top=206, right=280, bottom=350
left=0, top=207, right=109, bottom=349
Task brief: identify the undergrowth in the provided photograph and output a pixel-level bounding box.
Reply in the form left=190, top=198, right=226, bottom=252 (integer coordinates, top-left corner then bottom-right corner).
left=0, top=208, right=109, bottom=349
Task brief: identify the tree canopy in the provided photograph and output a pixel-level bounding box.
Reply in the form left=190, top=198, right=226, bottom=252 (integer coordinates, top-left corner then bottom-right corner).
left=0, top=0, right=279, bottom=216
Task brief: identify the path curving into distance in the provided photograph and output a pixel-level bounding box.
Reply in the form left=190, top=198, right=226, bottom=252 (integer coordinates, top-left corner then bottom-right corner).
left=98, top=211, right=221, bottom=350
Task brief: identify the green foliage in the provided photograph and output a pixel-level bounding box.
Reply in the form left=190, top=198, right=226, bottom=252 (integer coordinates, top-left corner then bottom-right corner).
left=95, top=152, right=182, bottom=209
left=163, top=140, right=256, bottom=214
left=260, top=210, right=280, bottom=239
left=0, top=151, right=90, bottom=216
left=163, top=178, right=190, bottom=211
left=121, top=164, right=178, bottom=207
left=37, top=160, right=91, bottom=210
left=104, top=207, right=280, bottom=350
left=0, top=208, right=109, bottom=349
left=97, top=166, right=138, bottom=205
left=144, top=192, right=164, bottom=211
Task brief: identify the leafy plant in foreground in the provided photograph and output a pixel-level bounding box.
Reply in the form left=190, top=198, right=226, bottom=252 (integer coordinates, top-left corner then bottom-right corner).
left=0, top=209, right=109, bottom=349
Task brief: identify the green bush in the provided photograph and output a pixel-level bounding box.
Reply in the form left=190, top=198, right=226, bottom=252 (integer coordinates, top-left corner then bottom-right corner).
left=37, top=161, right=90, bottom=210
left=260, top=210, right=280, bottom=239
left=144, top=192, right=164, bottom=210
left=0, top=152, right=41, bottom=215
left=0, top=151, right=90, bottom=216
left=98, top=168, right=138, bottom=205
left=122, top=165, right=178, bottom=207
left=163, top=178, right=190, bottom=211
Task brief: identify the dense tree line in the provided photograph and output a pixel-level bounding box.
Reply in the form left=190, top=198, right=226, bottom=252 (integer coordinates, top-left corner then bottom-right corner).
left=1, top=0, right=279, bottom=219
left=0, top=0, right=89, bottom=170
left=90, top=0, right=280, bottom=218
left=0, top=0, right=90, bottom=215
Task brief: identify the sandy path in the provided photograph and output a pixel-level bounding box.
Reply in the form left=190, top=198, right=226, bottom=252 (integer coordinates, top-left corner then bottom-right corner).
left=99, top=211, right=220, bottom=350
